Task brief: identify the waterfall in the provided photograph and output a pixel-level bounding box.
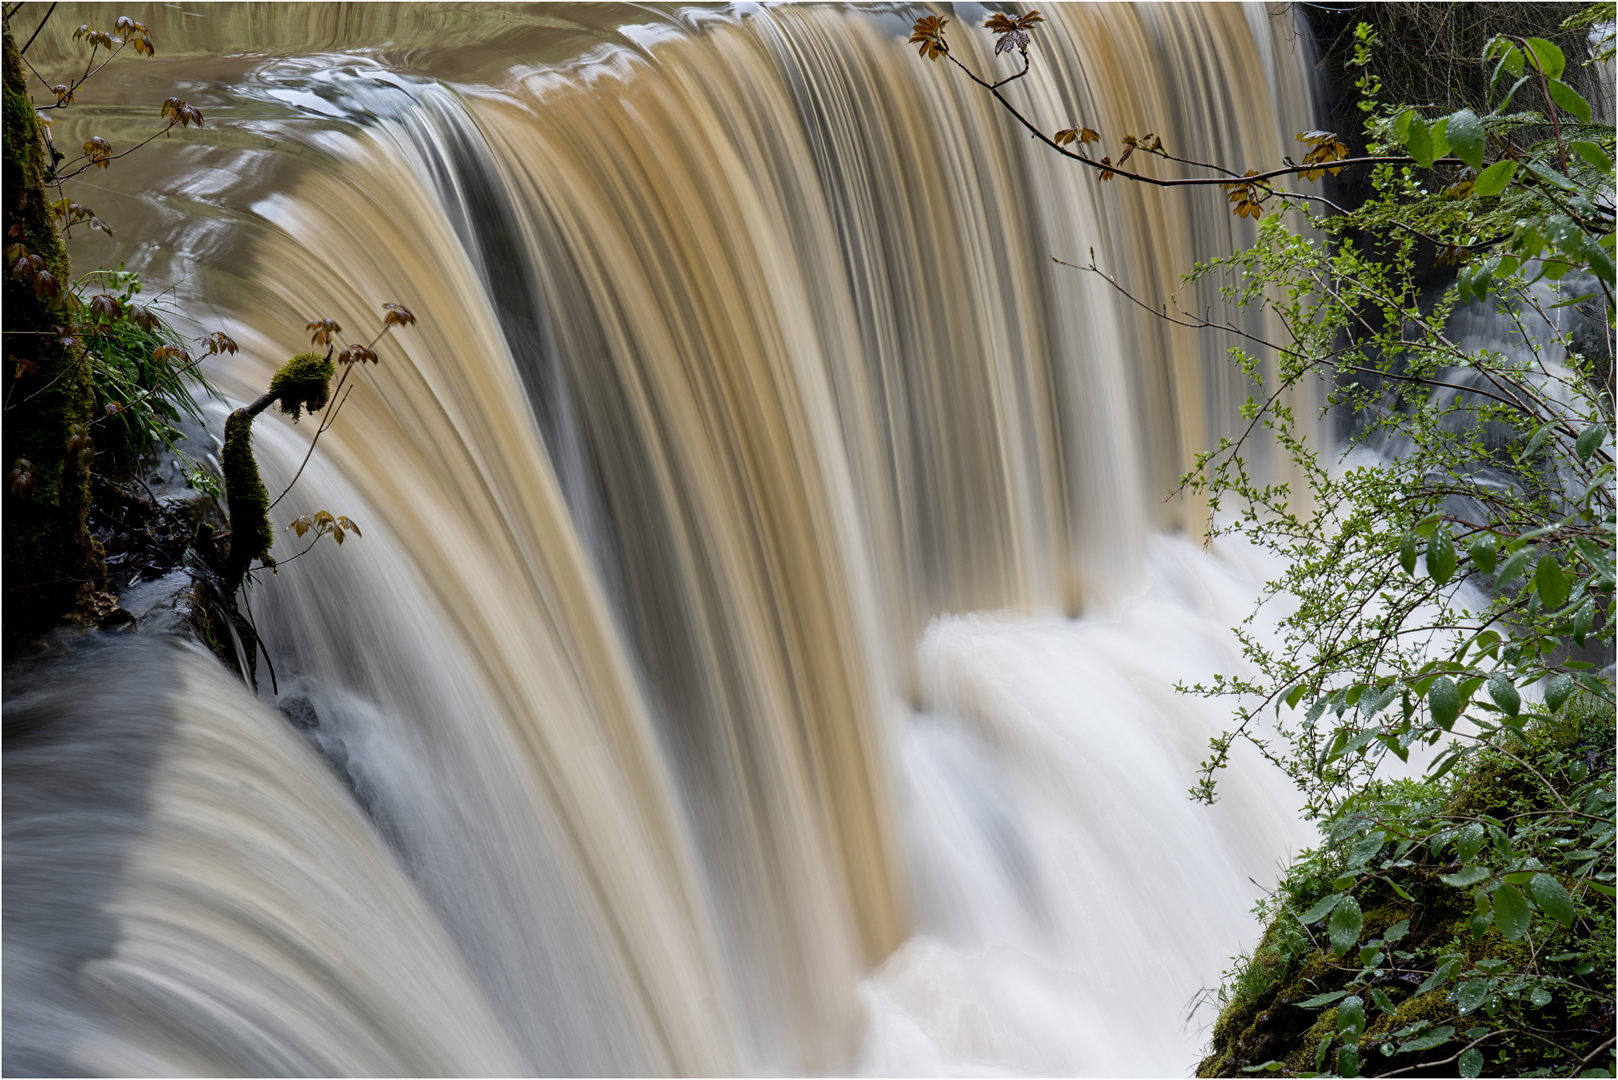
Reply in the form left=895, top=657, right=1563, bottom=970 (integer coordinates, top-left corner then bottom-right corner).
left=11, top=5, right=1320, bottom=1075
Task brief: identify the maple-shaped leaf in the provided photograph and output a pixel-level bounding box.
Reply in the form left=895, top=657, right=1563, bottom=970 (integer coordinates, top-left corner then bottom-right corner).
left=306, top=317, right=341, bottom=345
left=382, top=301, right=416, bottom=327
left=83, top=136, right=113, bottom=168
left=8, top=458, right=36, bottom=498
left=337, top=344, right=377, bottom=365
left=87, top=293, right=122, bottom=319
left=161, top=97, right=203, bottom=128
left=985, top=10, right=1044, bottom=55
left=1099, top=156, right=1115, bottom=181
left=201, top=330, right=239, bottom=355
left=909, top=15, right=950, bottom=60
left=116, top=16, right=155, bottom=55
left=1055, top=124, right=1099, bottom=148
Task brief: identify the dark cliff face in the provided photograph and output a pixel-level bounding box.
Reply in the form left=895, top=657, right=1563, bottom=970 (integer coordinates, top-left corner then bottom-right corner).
left=3, top=17, right=103, bottom=640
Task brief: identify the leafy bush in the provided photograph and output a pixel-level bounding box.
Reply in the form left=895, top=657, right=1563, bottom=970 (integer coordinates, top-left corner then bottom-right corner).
left=72, top=268, right=217, bottom=474
left=1200, top=697, right=1614, bottom=1077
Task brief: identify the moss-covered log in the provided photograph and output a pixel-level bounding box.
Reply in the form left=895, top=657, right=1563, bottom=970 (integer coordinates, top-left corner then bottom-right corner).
left=2, top=15, right=104, bottom=636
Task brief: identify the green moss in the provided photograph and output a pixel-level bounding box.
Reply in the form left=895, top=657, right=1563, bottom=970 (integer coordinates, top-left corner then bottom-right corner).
left=221, top=408, right=274, bottom=583
left=2, top=18, right=103, bottom=635
left=268, top=350, right=334, bottom=420
left=1199, top=698, right=1615, bottom=1077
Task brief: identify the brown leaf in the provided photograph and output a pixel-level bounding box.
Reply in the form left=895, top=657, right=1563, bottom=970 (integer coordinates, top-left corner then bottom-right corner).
left=83, top=136, right=113, bottom=168
left=8, top=458, right=36, bottom=498
left=201, top=330, right=238, bottom=355
left=306, top=317, right=341, bottom=345
left=909, top=15, right=950, bottom=60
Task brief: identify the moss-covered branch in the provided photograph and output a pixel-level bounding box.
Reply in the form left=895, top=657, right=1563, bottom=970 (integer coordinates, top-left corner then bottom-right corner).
left=220, top=349, right=333, bottom=586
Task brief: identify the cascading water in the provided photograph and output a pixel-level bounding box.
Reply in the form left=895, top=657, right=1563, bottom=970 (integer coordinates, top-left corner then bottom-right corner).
left=9, top=5, right=1323, bottom=1075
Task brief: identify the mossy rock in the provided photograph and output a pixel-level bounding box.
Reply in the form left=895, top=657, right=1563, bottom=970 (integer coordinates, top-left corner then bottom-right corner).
left=1198, top=700, right=1615, bottom=1077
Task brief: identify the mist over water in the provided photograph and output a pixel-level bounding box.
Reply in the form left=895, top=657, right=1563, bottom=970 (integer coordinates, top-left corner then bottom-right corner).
left=11, top=4, right=1320, bottom=1075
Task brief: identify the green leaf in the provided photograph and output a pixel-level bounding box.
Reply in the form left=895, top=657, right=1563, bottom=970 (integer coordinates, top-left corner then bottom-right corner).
left=1493, top=882, right=1531, bottom=941
left=1570, top=140, right=1613, bottom=173
left=1528, top=873, right=1575, bottom=926
left=1297, top=988, right=1350, bottom=1008
left=1494, top=548, right=1532, bottom=589
left=1546, top=672, right=1577, bottom=712
left=1444, top=110, right=1486, bottom=170
left=1429, top=676, right=1461, bottom=730
left=1529, top=986, right=1552, bottom=1007
left=1406, top=116, right=1436, bottom=168
left=1349, top=831, right=1384, bottom=867
left=1524, top=36, right=1566, bottom=79
left=1440, top=864, right=1491, bottom=887
left=1574, top=598, right=1595, bottom=647
left=1384, top=918, right=1410, bottom=943
left=1329, top=894, right=1363, bottom=957
left=1454, top=977, right=1490, bottom=1014
left=1298, top=892, right=1345, bottom=924
left=1520, top=420, right=1559, bottom=460
left=1454, top=823, right=1486, bottom=862
left=1547, top=78, right=1592, bottom=123
left=1392, top=107, right=1415, bottom=143
left=1370, top=987, right=1396, bottom=1014
left=1426, top=527, right=1457, bottom=584
left=1400, top=529, right=1420, bottom=575
left=1534, top=555, right=1571, bottom=609
left=1400, top=1024, right=1455, bottom=1051
left=1459, top=1046, right=1484, bottom=1078
left=1337, top=994, right=1366, bottom=1036
left=1338, top=1044, right=1359, bottom=1079
left=1285, top=683, right=1308, bottom=709
left=1577, top=423, right=1608, bottom=462
left=1487, top=673, right=1520, bottom=717
left=1315, top=1033, right=1333, bottom=1071
left=1430, top=117, right=1452, bottom=162
left=1472, top=158, right=1517, bottom=197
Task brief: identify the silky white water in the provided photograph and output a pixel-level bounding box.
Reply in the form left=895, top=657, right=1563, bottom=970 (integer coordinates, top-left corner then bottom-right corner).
left=10, top=4, right=1321, bottom=1075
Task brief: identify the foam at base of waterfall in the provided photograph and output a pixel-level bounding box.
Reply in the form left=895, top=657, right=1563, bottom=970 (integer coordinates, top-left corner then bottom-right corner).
left=858, top=536, right=1310, bottom=1077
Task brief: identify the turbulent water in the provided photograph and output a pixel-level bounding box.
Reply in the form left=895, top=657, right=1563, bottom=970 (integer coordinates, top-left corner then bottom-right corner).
left=10, top=4, right=1321, bottom=1075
